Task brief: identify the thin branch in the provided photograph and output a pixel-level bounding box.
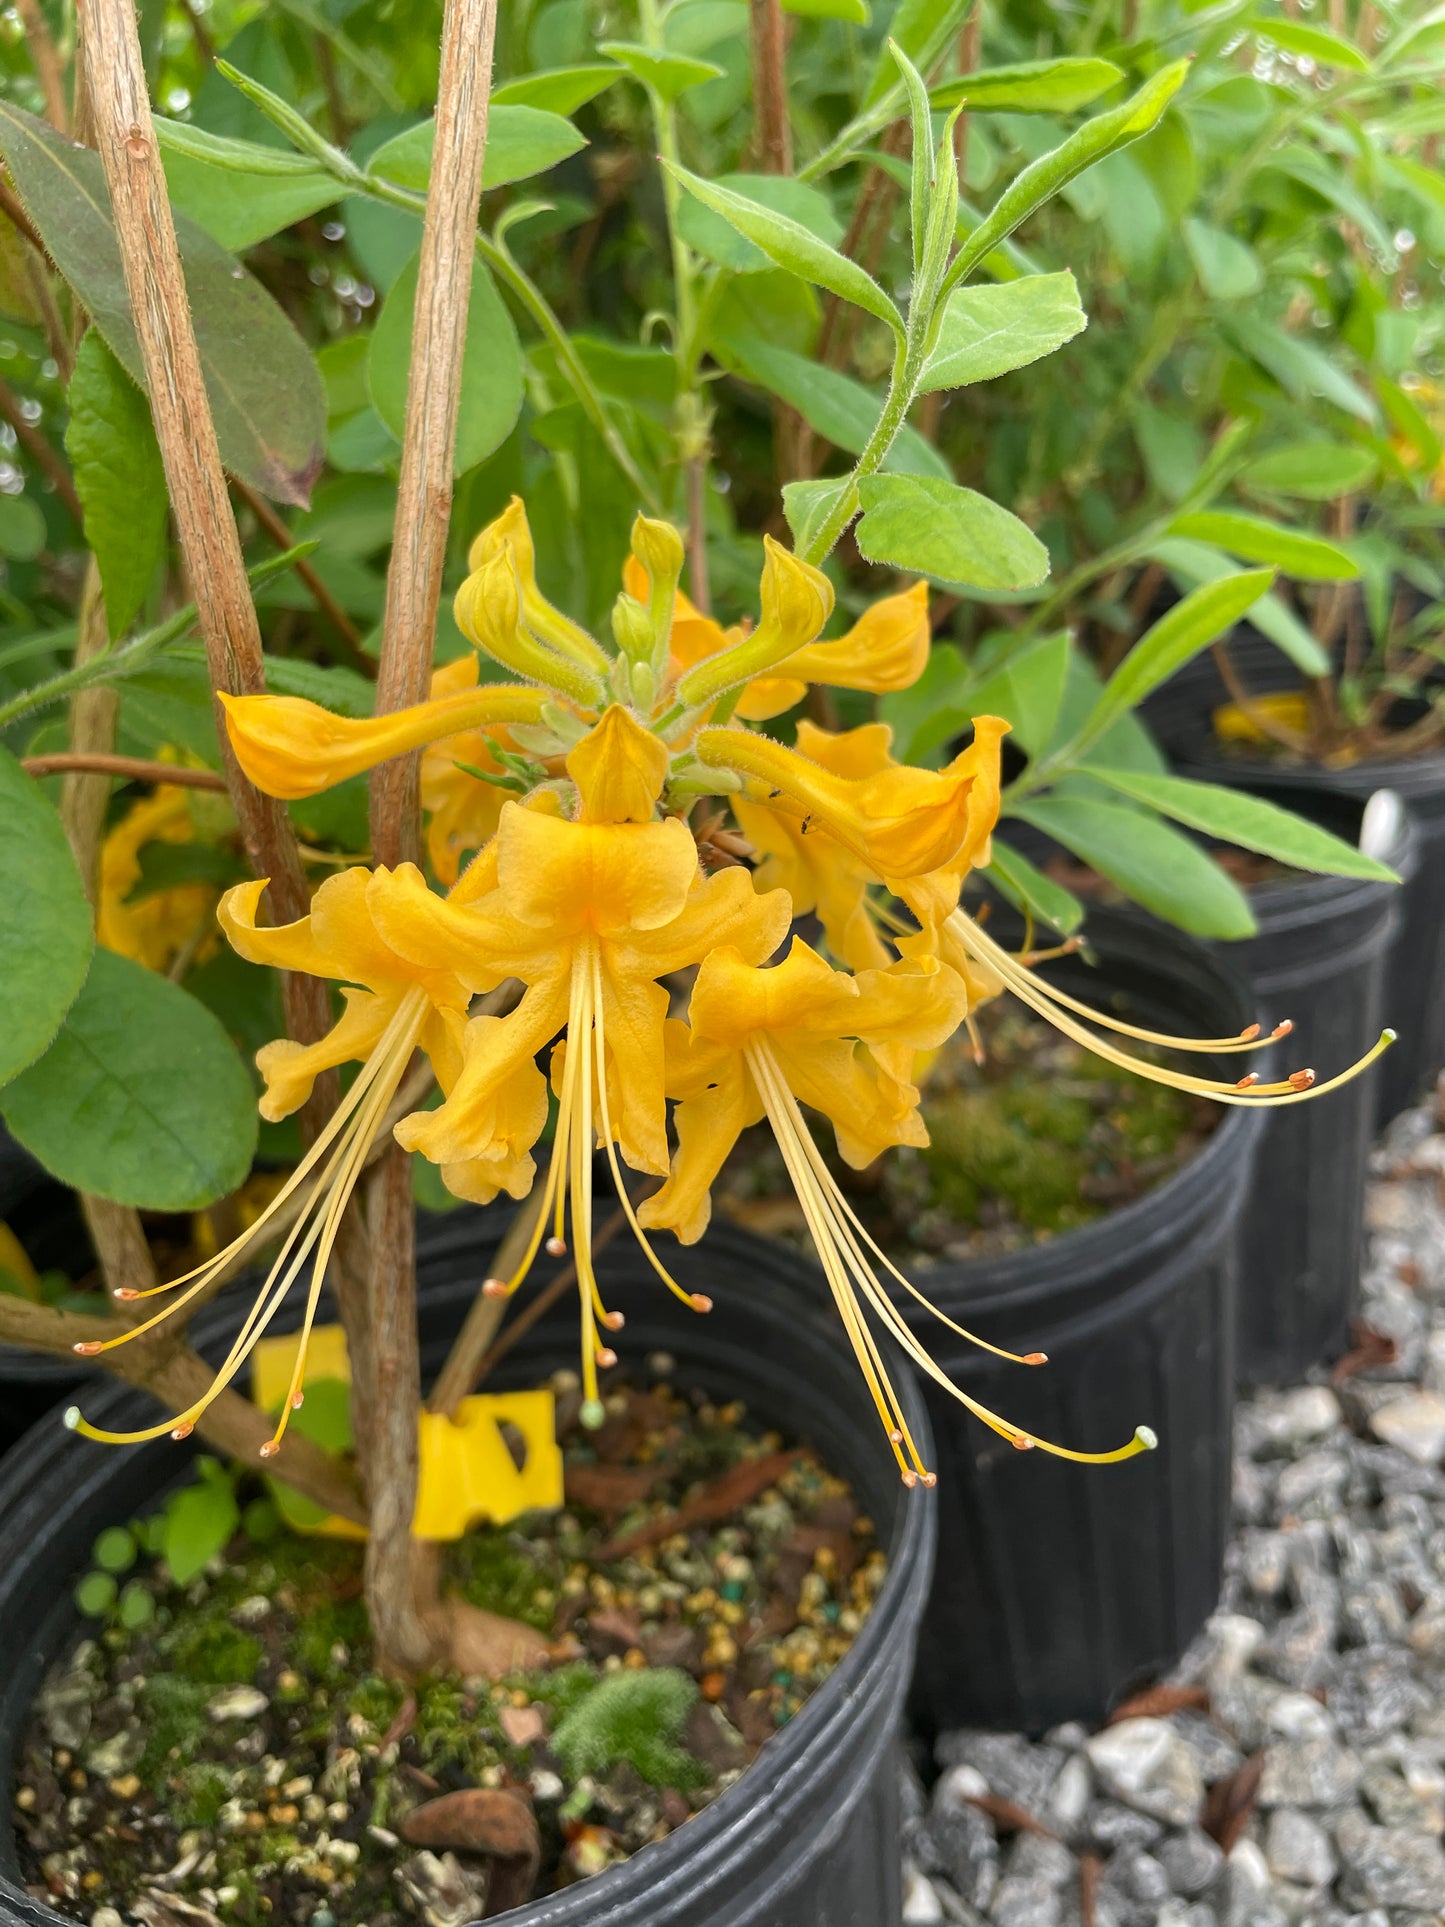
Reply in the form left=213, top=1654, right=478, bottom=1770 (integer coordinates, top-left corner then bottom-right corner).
left=230, top=474, right=370, bottom=668
left=15, top=0, right=70, bottom=136
left=749, top=0, right=791, bottom=175
left=427, top=1187, right=547, bottom=1419
left=27, top=749, right=229, bottom=788
left=75, top=0, right=330, bottom=1050
left=365, top=0, right=500, bottom=1677
left=58, top=561, right=115, bottom=902
left=372, top=0, right=499, bottom=864
left=0, top=377, right=83, bottom=523
left=471, top=1196, right=645, bottom=1391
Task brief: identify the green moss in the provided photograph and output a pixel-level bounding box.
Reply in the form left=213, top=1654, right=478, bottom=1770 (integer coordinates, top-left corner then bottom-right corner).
left=446, top=1525, right=554, bottom=1630
left=169, top=1761, right=231, bottom=1830
left=550, top=1667, right=706, bottom=1789
left=136, top=1674, right=214, bottom=1786
left=924, top=1091, right=1092, bottom=1234
left=292, top=1592, right=368, bottom=1680
left=164, top=1615, right=262, bottom=1688
left=522, top=1662, right=599, bottom=1723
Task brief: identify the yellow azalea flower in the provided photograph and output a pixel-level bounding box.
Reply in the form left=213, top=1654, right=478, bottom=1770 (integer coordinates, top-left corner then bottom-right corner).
left=419, top=656, right=513, bottom=885
left=625, top=557, right=932, bottom=722
left=66, top=860, right=498, bottom=1456
left=71, top=495, right=1396, bottom=1492
left=220, top=681, right=548, bottom=801
left=636, top=938, right=1142, bottom=1483
left=97, top=786, right=219, bottom=973
left=700, top=714, right=1010, bottom=883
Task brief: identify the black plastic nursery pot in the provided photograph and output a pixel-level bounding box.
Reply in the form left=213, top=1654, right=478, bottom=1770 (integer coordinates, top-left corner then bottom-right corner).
left=897, top=909, right=1262, bottom=1738
left=1216, top=788, right=1414, bottom=1385
left=1145, top=638, right=1445, bottom=1126
left=0, top=1131, right=94, bottom=1455
left=0, top=1209, right=935, bottom=1927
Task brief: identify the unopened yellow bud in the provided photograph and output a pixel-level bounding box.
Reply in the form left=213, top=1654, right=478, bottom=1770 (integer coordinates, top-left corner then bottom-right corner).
left=462, top=494, right=609, bottom=676
left=631, top=513, right=685, bottom=588
left=675, top=537, right=832, bottom=711
left=456, top=553, right=603, bottom=708
left=611, top=592, right=654, bottom=663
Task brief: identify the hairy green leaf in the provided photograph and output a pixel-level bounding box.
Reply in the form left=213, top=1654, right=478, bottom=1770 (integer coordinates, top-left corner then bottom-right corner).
left=854, top=474, right=1049, bottom=590
left=599, top=41, right=725, bottom=102
left=0, top=748, right=94, bottom=1087
left=676, top=173, right=842, bottom=272
left=367, top=105, right=585, bottom=193
left=665, top=162, right=903, bottom=333
left=1084, top=769, right=1400, bottom=881
left=1168, top=510, right=1359, bottom=582
left=1147, top=537, right=1330, bottom=675
left=986, top=838, right=1084, bottom=935
left=0, top=948, right=258, bottom=1210
left=368, top=250, right=522, bottom=475
left=493, top=66, right=621, bottom=113
left=1240, top=441, right=1378, bottom=499
left=1259, top=17, right=1371, bottom=72
left=1181, top=216, right=1262, bottom=299
left=932, top=57, right=1124, bottom=114
left=0, top=102, right=325, bottom=505
left=717, top=333, right=946, bottom=477
left=155, top=119, right=338, bottom=250
left=65, top=332, right=167, bottom=636
left=1008, top=794, right=1256, bottom=938
left=918, top=272, right=1086, bottom=392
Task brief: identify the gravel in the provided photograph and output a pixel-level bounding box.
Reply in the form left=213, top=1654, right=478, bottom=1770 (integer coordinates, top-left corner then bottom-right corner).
left=902, top=1081, right=1445, bottom=1927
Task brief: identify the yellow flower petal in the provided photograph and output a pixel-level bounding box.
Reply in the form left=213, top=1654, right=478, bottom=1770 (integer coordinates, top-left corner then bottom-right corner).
left=220, top=684, right=546, bottom=799
left=566, top=705, right=671, bottom=823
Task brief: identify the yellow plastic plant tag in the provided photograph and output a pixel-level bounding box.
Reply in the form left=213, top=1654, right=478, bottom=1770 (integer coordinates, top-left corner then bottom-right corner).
left=250, top=1324, right=563, bottom=1541
left=1211, top=691, right=1311, bottom=745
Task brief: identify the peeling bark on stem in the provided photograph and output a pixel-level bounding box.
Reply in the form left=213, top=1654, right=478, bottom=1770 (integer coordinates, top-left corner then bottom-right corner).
left=364, top=0, right=500, bottom=1675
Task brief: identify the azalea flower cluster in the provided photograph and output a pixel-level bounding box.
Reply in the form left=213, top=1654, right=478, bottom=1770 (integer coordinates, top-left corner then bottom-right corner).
left=70, top=502, right=1391, bottom=1485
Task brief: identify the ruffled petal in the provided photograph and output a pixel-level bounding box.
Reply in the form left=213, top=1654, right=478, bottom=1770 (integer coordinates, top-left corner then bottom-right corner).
left=255, top=986, right=394, bottom=1121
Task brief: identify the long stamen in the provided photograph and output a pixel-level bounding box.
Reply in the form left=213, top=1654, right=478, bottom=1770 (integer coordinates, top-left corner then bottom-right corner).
left=590, top=946, right=712, bottom=1314
left=948, top=910, right=1393, bottom=1104
left=750, top=1039, right=1156, bottom=1472
left=67, top=994, right=430, bottom=1448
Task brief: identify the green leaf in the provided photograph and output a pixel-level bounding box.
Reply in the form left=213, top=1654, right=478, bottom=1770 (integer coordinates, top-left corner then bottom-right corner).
left=1259, top=17, right=1371, bottom=72
left=0, top=102, right=325, bottom=506
left=1008, top=794, right=1256, bottom=939
left=717, top=332, right=947, bottom=477
left=0, top=748, right=94, bottom=1087
left=1147, top=537, right=1330, bottom=676
left=1167, top=510, right=1359, bottom=582
left=1067, top=570, right=1273, bottom=759
left=946, top=62, right=1188, bottom=291
left=676, top=172, right=842, bottom=272
left=1240, top=440, right=1378, bottom=500
left=118, top=1581, right=155, bottom=1629
left=986, top=838, right=1084, bottom=935
left=664, top=163, right=902, bottom=334
left=599, top=41, right=724, bottom=102
left=1225, top=313, right=1378, bottom=426
left=932, top=57, right=1124, bottom=114
left=861, top=0, right=970, bottom=109
left=93, top=1525, right=138, bottom=1574
left=493, top=65, right=621, bottom=113
left=957, top=629, right=1071, bottom=757
left=0, top=494, right=47, bottom=560
left=918, top=271, right=1086, bottom=393
left=368, top=250, right=522, bottom=476
left=65, top=332, right=167, bottom=637
left=783, top=0, right=869, bottom=17
left=781, top=476, right=855, bottom=555
left=75, top=1572, right=117, bottom=1617
left=163, top=1477, right=240, bottom=1586
left=154, top=119, right=339, bottom=250
left=1084, top=769, right=1400, bottom=881
left=0, top=947, right=258, bottom=1210
left=367, top=104, right=585, bottom=193
left=1132, top=399, right=1204, bottom=503
left=1181, top=216, right=1262, bottom=299
left=854, top=474, right=1049, bottom=590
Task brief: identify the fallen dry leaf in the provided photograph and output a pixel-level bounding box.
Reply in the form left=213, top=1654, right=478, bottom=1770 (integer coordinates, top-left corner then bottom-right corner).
left=596, top=1450, right=802, bottom=1561
left=1332, top=1321, right=1399, bottom=1383
left=440, top=1598, right=550, bottom=1679
left=563, top=1461, right=668, bottom=1520
left=1106, top=1683, right=1210, bottom=1725
left=964, top=1793, right=1055, bottom=1838
left=1201, top=1753, right=1264, bottom=1855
